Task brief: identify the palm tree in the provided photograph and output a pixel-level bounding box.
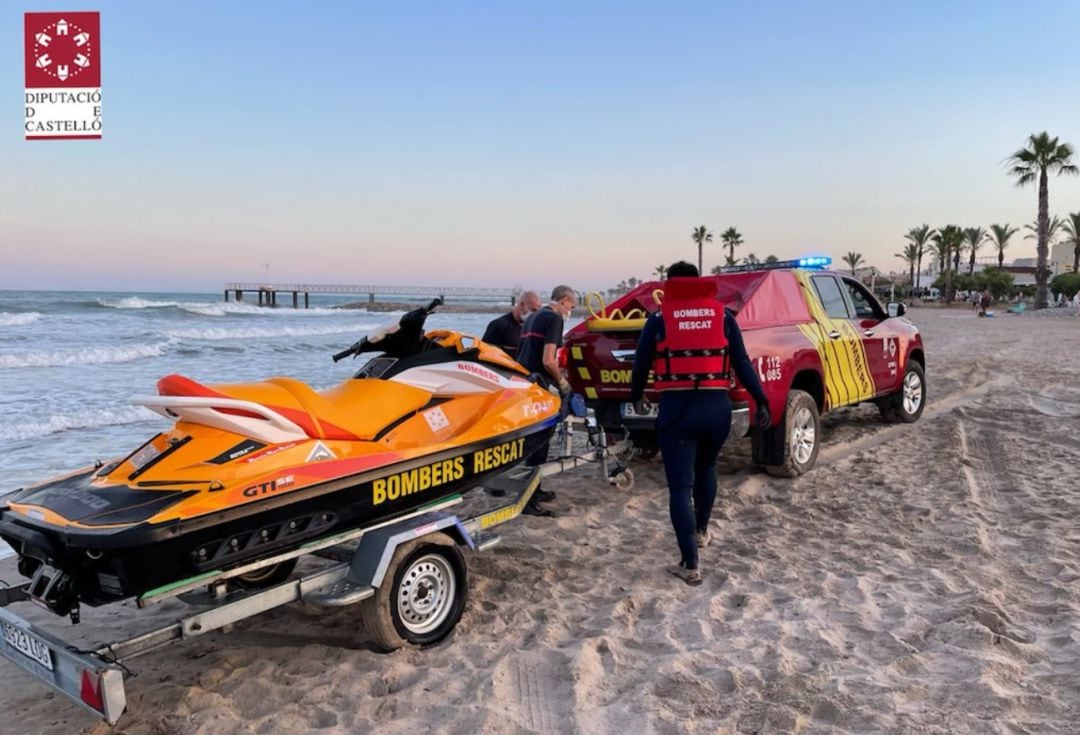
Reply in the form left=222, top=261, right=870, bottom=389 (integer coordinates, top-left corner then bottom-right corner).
left=690, top=226, right=712, bottom=275
left=1007, top=131, right=1078, bottom=308
left=904, top=224, right=934, bottom=291
left=1062, top=212, right=1080, bottom=274
left=895, top=243, right=919, bottom=288
left=653, top=264, right=666, bottom=280
left=1023, top=214, right=1065, bottom=245
left=744, top=253, right=760, bottom=265
left=930, top=230, right=949, bottom=273
left=842, top=251, right=864, bottom=275
left=933, top=225, right=965, bottom=302
left=963, top=227, right=987, bottom=274
left=987, top=223, right=1019, bottom=268
left=719, top=227, right=743, bottom=266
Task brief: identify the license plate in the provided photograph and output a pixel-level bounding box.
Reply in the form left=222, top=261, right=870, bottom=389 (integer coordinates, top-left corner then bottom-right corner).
left=1, top=620, right=54, bottom=671
left=620, top=402, right=658, bottom=418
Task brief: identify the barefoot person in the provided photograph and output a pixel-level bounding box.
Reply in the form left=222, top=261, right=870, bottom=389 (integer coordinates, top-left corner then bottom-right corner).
left=630, top=261, right=769, bottom=585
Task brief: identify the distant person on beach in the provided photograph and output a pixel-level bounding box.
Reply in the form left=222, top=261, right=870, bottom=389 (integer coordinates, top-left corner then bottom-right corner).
left=630, top=261, right=768, bottom=586
left=482, top=291, right=541, bottom=357
left=516, top=285, right=578, bottom=517
left=980, top=289, right=992, bottom=316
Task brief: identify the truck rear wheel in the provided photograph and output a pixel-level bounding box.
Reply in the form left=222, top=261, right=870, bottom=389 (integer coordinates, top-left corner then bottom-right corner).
left=764, top=389, right=820, bottom=478
left=878, top=361, right=925, bottom=424
left=360, top=532, right=468, bottom=652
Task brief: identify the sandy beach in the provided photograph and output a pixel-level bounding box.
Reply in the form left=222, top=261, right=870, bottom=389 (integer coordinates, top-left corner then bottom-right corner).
left=3, top=307, right=1079, bottom=734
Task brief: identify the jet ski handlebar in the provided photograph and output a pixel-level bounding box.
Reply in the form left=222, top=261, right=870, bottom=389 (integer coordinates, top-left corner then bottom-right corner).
left=333, top=298, right=444, bottom=362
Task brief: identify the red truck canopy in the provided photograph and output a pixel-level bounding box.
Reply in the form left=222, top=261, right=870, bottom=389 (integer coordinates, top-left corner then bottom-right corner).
left=588, top=270, right=812, bottom=332
left=720, top=270, right=812, bottom=329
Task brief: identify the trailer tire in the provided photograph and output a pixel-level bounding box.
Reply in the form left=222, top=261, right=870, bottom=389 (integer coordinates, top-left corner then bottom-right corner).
left=230, top=558, right=298, bottom=590
left=361, top=532, right=468, bottom=652
left=764, top=389, right=820, bottom=478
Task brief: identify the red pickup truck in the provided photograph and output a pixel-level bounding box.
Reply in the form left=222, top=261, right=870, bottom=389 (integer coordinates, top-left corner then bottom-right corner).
left=563, top=260, right=926, bottom=476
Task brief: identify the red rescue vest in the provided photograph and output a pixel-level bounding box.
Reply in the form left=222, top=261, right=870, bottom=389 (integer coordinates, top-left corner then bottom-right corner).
left=653, top=277, right=730, bottom=391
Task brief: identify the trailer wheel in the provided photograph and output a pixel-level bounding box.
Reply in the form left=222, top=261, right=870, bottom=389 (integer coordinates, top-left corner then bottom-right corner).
left=230, top=558, right=298, bottom=590
left=361, top=532, right=468, bottom=651
left=764, top=389, right=820, bottom=478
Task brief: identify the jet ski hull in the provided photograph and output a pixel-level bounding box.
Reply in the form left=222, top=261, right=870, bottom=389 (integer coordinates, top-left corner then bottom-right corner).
left=0, top=425, right=553, bottom=612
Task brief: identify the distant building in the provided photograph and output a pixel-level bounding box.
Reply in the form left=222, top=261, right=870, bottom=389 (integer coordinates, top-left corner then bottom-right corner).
left=1051, top=242, right=1075, bottom=274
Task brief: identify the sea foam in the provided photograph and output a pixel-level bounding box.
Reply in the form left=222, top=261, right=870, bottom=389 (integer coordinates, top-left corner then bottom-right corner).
left=0, top=406, right=160, bottom=441
left=0, top=312, right=43, bottom=327
left=0, top=342, right=173, bottom=369
left=98, top=297, right=182, bottom=309
left=166, top=323, right=371, bottom=341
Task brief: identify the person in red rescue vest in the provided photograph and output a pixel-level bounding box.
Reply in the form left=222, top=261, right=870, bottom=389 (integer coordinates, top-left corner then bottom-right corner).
left=630, top=261, right=769, bottom=586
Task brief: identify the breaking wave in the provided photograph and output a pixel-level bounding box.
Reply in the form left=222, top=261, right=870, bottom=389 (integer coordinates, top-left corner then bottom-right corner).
left=179, top=302, right=351, bottom=317
left=96, top=297, right=350, bottom=317
left=0, top=406, right=161, bottom=441
left=97, top=297, right=182, bottom=309
left=0, top=312, right=43, bottom=327
left=0, top=342, right=174, bottom=369
left=165, top=323, right=372, bottom=341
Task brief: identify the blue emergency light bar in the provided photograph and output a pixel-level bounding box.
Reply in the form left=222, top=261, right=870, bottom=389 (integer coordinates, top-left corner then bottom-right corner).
left=716, top=256, right=832, bottom=273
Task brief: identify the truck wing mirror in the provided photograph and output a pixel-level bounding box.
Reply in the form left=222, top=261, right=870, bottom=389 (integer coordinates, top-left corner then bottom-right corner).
left=887, top=302, right=906, bottom=318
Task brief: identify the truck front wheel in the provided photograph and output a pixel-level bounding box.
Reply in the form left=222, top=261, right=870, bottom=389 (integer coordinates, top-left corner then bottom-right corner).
left=764, top=389, right=821, bottom=477
left=878, top=361, right=926, bottom=424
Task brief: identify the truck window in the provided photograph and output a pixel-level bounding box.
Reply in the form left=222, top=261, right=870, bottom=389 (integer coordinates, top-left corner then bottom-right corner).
left=811, top=276, right=850, bottom=319
left=840, top=278, right=886, bottom=320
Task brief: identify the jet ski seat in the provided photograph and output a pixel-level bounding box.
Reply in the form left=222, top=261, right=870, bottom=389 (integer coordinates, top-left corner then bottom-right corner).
left=157, top=374, right=433, bottom=442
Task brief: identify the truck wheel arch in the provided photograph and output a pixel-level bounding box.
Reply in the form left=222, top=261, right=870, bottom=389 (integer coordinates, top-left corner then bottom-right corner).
left=907, top=348, right=925, bottom=371
left=788, top=370, right=825, bottom=413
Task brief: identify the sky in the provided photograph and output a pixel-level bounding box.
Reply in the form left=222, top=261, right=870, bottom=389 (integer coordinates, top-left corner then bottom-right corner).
left=3, top=0, right=1080, bottom=293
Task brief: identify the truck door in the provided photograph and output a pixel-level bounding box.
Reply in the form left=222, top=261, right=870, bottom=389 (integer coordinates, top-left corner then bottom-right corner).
left=805, top=274, right=876, bottom=409
left=839, top=277, right=895, bottom=395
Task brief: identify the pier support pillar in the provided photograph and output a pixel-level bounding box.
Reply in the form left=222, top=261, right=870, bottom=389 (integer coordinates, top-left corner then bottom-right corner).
left=369, top=293, right=375, bottom=304
left=304, top=292, right=309, bottom=308
left=235, top=290, right=243, bottom=301
left=292, top=291, right=298, bottom=308
left=224, top=290, right=229, bottom=303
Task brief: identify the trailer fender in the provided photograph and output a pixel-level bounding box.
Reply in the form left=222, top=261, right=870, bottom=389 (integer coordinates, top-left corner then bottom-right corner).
left=347, top=513, right=474, bottom=590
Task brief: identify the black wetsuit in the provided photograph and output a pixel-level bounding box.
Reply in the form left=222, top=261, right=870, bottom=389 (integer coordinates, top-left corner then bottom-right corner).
left=630, top=310, right=766, bottom=569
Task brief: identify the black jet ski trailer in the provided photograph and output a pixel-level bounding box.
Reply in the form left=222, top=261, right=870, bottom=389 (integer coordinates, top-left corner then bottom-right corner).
left=0, top=417, right=633, bottom=725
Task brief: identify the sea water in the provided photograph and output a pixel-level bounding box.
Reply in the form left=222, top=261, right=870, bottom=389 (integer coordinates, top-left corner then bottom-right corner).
left=0, top=290, right=519, bottom=557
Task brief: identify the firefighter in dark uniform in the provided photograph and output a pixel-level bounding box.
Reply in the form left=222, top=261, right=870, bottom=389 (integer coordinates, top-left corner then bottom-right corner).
left=630, top=261, right=770, bottom=585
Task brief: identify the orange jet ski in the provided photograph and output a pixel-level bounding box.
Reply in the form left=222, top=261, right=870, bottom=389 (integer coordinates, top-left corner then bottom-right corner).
left=0, top=300, right=560, bottom=617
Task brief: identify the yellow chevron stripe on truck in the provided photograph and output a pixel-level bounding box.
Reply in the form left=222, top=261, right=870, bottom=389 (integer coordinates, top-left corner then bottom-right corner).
left=793, top=271, right=875, bottom=410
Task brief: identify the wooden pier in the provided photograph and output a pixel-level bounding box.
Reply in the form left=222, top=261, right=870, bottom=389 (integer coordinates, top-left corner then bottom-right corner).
left=223, top=282, right=516, bottom=308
